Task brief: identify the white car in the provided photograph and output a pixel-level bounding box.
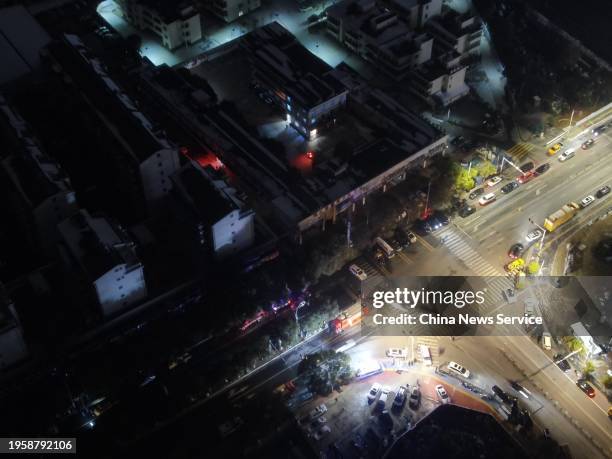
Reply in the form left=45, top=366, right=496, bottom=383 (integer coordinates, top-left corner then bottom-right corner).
left=558, top=149, right=575, bottom=162
left=487, top=176, right=503, bottom=187
left=406, top=231, right=417, bottom=244
left=478, top=193, right=496, bottom=206
left=309, top=404, right=328, bottom=420
left=448, top=361, right=470, bottom=379
left=435, top=384, right=450, bottom=404
left=386, top=347, right=408, bottom=358
left=525, top=229, right=542, bottom=242
left=367, top=383, right=382, bottom=402
left=377, top=387, right=390, bottom=408
left=542, top=332, right=552, bottom=350
left=313, top=425, right=331, bottom=440
left=349, top=264, right=367, bottom=281
left=580, top=195, right=595, bottom=208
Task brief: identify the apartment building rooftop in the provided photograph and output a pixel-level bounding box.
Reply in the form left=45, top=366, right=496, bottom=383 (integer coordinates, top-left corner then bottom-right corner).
left=241, top=22, right=346, bottom=110
left=0, top=95, right=73, bottom=208
left=58, top=210, right=141, bottom=280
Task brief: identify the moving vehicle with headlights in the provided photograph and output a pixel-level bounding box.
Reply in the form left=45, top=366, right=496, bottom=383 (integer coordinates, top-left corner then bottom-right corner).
left=479, top=193, right=496, bottom=206
left=577, top=380, right=595, bottom=398
left=458, top=205, right=476, bottom=217
left=592, top=124, right=608, bottom=136
left=581, top=139, right=595, bottom=150
left=544, top=202, right=580, bottom=232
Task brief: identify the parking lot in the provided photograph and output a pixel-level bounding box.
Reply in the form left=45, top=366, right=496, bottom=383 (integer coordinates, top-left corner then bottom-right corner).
left=293, top=363, right=500, bottom=457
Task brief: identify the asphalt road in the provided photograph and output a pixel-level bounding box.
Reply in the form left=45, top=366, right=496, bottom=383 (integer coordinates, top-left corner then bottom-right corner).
left=452, top=128, right=612, bottom=272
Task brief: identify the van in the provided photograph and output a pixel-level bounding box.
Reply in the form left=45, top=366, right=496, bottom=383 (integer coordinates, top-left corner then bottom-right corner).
left=375, top=237, right=395, bottom=259
left=419, top=344, right=432, bottom=366
left=542, top=332, right=552, bottom=350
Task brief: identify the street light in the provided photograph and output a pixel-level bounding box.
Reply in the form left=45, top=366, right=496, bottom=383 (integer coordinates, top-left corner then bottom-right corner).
left=528, top=218, right=547, bottom=275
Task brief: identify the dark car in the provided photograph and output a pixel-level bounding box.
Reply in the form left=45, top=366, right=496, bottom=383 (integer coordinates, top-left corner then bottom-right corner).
left=394, top=228, right=410, bottom=247
left=492, top=385, right=513, bottom=404
left=577, top=380, right=596, bottom=398
left=582, top=139, right=595, bottom=149
left=592, top=124, right=608, bottom=137
left=393, top=386, right=408, bottom=409
left=501, top=182, right=519, bottom=194
left=508, top=243, right=524, bottom=259
left=458, top=205, right=476, bottom=218
left=408, top=386, right=421, bottom=409
left=510, top=381, right=531, bottom=399
left=520, top=162, right=534, bottom=173
left=433, top=211, right=449, bottom=226
left=535, top=163, right=550, bottom=175
left=390, top=237, right=403, bottom=253
left=554, top=354, right=571, bottom=372
left=414, top=219, right=433, bottom=234
left=469, top=187, right=485, bottom=200
left=596, top=185, right=611, bottom=198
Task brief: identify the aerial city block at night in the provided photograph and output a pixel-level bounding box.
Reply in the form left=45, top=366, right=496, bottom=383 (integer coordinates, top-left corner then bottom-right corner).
left=0, top=0, right=611, bottom=457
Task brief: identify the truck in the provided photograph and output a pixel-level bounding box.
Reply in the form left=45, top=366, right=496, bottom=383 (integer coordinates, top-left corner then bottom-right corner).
left=543, top=202, right=580, bottom=232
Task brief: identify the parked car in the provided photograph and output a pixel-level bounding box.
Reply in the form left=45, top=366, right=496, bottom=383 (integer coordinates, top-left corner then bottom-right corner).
left=554, top=353, right=571, bottom=372
left=408, top=386, right=421, bottom=409
left=393, top=385, right=408, bottom=409
left=501, top=181, right=519, bottom=194
left=526, top=229, right=543, bottom=242
left=435, top=385, right=450, bottom=404
left=469, top=187, right=485, bottom=200
left=508, top=243, right=524, bottom=259
left=310, top=404, right=328, bottom=420
left=394, top=228, right=410, bottom=247
left=577, top=380, right=596, bottom=398
left=542, top=332, right=552, bottom=350
left=386, top=348, right=408, bottom=358
left=448, top=361, right=470, bottom=378
left=492, top=385, right=513, bottom=404
left=406, top=231, right=417, bottom=244
left=596, top=185, right=611, bottom=198
left=581, top=139, right=595, bottom=150
left=535, top=163, right=550, bottom=175
left=487, top=176, right=503, bottom=187
left=520, top=162, right=534, bottom=173
left=478, top=193, right=496, bottom=206
left=510, top=381, right=531, bottom=399
left=367, top=383, right=382, bottom=403
left=377, top=388, right=390, bottom=409
left=547, top=143, right=563, bottom=155
left=458, top=205, right=476, bottom=218
left=349, top=264, right=367, bottom=281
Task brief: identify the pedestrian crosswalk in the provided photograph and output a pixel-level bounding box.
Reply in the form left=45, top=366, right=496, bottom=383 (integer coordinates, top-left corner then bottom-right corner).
left=438, top=227, right=514, bottom=308
left=507, top=143, right=534, bottom=161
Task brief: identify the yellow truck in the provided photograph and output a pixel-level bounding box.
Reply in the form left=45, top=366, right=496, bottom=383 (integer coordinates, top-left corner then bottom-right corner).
left=543, top=202, right=580, bottom=232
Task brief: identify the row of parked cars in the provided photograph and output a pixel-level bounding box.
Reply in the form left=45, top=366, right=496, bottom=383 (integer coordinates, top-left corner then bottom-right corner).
left=367, top=382, right=422, bottom=411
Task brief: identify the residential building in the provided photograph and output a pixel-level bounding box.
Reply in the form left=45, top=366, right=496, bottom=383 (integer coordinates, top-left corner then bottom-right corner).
left=426, top=10, right=483, bottom=62
left=43, top=35, right=181, bottom=221
left=0, top=94, right=79, bottom=257
left=242, top=22, right=348, bottom=140
left=385, top=0, right=443, bottom=29
left=172, top=162, right=255, bottom=258
left=57, top=209, right=147, bottom=318
left=0, top=282, right=28, bottom=370
left=115, top=0, right=202, bottom=50
left=326, top=0, right=433, bottom=79
left=0, top=5, right=50, bottom=86
left=410, top=52, right=469, bottom=105
left=207, top=0, right=261, bottom=23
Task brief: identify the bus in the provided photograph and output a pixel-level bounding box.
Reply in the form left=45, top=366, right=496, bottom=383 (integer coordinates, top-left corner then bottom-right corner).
left=375, top=237, right=395, bottom=258
left=336, top=339, right=357, bottom=353
left=543, top=202, right=580, bottom=232
left=355, top=360, right=383, bottom=379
